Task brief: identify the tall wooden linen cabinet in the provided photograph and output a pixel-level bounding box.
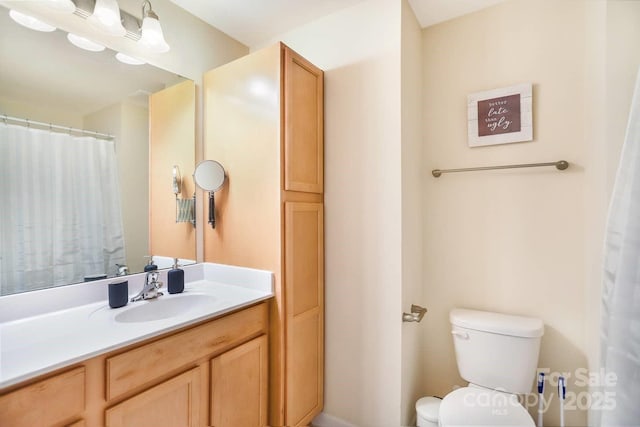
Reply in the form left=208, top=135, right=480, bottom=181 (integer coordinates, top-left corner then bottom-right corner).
left=203, top=43, right=324, bottom=427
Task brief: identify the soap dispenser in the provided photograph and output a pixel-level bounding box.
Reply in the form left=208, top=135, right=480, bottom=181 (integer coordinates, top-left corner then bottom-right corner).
left=144, top=256, right=157, bottom=272
left=167, top=258, right=184, bottom=294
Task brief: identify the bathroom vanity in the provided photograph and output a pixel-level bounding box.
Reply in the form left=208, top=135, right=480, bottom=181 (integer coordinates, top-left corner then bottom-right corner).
left=0, top=263, right=273, bottom=427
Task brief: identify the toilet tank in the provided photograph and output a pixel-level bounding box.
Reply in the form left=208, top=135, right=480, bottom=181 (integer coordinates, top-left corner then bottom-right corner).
left=450, top=308, right=544, bottom=394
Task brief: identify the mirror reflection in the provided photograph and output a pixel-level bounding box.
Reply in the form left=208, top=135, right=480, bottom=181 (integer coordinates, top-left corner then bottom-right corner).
left=0, top=6, right=195, bottom=296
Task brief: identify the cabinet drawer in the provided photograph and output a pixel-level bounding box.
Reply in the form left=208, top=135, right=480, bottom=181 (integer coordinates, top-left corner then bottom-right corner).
left=0, top=367, right=85, bottom=427
left=106, top=302, right=268, bottom=400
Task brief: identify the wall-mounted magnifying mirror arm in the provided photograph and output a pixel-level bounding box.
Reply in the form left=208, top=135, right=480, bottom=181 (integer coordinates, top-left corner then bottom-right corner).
left=191, top=193, right=196, bottom=227
left=172, top=165, right=182, bottom=196
left=173, top=165, right=195, bottom=225
left=209, top=192, right=216, bottom=228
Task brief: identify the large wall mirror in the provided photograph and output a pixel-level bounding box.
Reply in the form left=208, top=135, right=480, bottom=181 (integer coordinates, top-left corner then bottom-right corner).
left=0, top=5, right=196, bottom=296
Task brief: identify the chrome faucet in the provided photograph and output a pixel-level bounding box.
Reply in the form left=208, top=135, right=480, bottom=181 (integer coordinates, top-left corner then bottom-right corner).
left=131, top=271, right=164, bottom=302
left=116, top=263, right=129, bottom=276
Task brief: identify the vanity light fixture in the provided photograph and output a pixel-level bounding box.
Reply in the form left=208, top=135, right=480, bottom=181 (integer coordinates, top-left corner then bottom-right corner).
left=42, top=0, right=76, bottom=14
left=8, top=9, right=57, bottom=32
left=67, top=33, right=106, bottom=52
left=138, top=0, right=169, bottom=53
left=88, top=0, right=126, bottom=37
left=115, top=52, right=145, bottom=65
left=8, top=0, right=171, bottom=60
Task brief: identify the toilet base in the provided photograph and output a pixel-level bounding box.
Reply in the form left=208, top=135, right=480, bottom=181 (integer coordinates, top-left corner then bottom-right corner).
left=416, top=396, right=441, bottom=427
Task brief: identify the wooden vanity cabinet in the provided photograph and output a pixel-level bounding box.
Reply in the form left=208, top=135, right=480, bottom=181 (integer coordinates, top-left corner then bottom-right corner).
left=203, top=43, right=324, bottom=427
left=0, top=367, right=86, bottom=427
left=210, top=335, right=268, bottom=427
left=105, top=367, right=202, bottom=427
left=0, top=302, right=269, bottom=427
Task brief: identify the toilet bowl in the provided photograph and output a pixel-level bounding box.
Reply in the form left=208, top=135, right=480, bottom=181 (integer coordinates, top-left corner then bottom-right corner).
left=439, top=386, right=534, bottom=427
left=416, top=396, right=440, bottom=427
left=415, top=308, right=544, bottom=427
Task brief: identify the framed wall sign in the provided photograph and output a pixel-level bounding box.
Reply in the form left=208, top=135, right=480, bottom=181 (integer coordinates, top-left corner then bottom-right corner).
left=467, top=83, right=532, bottom=147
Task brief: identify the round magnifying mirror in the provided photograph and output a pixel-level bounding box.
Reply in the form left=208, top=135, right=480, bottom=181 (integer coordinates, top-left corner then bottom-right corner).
left=193, top=160, right=226, bottom=192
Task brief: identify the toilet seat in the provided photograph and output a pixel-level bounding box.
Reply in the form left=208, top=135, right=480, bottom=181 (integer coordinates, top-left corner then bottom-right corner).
left=439, top=386, right=534, bottom=427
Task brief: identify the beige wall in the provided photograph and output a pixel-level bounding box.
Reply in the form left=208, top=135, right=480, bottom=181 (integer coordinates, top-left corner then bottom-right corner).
left=606, top=0, right=640, bottom=187
left=121, top=103, right=151, bottom=272
left=422, top=1, right=588, bottom=425
left=0, top=97, right=84, bottom=129
left=422, top=1, right=640, bottom=426
left=149, top=80, right=196, bottom=264
left=253, top=1, right=404, bottom=425
left=400, top=0, right=426, bottom=425
left=84, top=101, right=150, bottom=273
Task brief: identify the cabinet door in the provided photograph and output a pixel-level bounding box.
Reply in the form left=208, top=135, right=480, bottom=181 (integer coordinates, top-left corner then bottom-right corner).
left=210, top=335, right=268, bottom=427
left=284, top=202, right=324, bottom=426
left=105, top=367, right=201, bottom=427
left=283, top=46, right=324, bottom=194
left=0, top=367, right=85, bottom=427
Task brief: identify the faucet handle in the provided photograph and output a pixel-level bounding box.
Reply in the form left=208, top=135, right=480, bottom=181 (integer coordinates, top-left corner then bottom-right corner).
left=146, top=271, right=159, bottom=283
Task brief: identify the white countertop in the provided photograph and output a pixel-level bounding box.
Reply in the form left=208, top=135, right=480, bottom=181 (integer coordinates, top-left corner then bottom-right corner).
left=0, top=263, right=274, bottom=389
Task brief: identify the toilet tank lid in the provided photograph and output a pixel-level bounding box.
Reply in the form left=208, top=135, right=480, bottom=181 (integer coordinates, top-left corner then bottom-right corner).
left=450, top=309, right=544, bottom=338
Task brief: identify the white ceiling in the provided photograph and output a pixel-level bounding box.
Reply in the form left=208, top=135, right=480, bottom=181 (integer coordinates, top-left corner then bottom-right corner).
left=170, top=0, right=507, bottom=48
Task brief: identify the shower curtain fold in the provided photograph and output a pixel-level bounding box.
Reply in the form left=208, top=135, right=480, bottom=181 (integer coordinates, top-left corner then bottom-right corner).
left=0, top=123, right=126, bottom=294
left=601, top=67, right=640, bottom=426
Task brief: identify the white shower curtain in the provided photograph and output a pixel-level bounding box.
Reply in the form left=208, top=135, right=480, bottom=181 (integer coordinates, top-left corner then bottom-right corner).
left=0, top=123, right=126, bottom=294
left=601, top=68, right=640, bottom=426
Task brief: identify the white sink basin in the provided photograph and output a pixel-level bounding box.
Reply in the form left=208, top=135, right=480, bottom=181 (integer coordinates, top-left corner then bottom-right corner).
left=114, top=294, right=217, bottom=323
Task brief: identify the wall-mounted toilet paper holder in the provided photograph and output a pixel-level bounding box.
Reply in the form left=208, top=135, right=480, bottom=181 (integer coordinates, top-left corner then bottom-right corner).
left=403, top=304, right=427, bottom=322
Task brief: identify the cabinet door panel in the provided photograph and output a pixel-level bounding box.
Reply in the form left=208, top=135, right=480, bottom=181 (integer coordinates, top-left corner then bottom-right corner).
left=210, top=335, right=268, bottom=427
left=0, top=367, right=85, bottom=427
left=284, top=202, right=324, bottom=426
left=288, top=308, right=322, bottom=426
left=105, top=367, right=201, bottom=427
left=284, top=46, right=324, bottom=194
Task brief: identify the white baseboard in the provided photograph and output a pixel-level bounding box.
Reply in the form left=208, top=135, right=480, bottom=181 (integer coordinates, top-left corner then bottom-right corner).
left=312, top=412, right=359, bottom=427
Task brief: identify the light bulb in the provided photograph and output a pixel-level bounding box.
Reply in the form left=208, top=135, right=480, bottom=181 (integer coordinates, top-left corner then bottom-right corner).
left=115, top=52, right=145, bottom=65
left=9, top=10, right=56, bottom=32
left=67, top=33, right=106, bottom=52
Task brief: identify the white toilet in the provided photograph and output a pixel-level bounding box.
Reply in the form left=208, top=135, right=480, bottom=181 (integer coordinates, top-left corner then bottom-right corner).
left=417, top=308, right=544, bottom=427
